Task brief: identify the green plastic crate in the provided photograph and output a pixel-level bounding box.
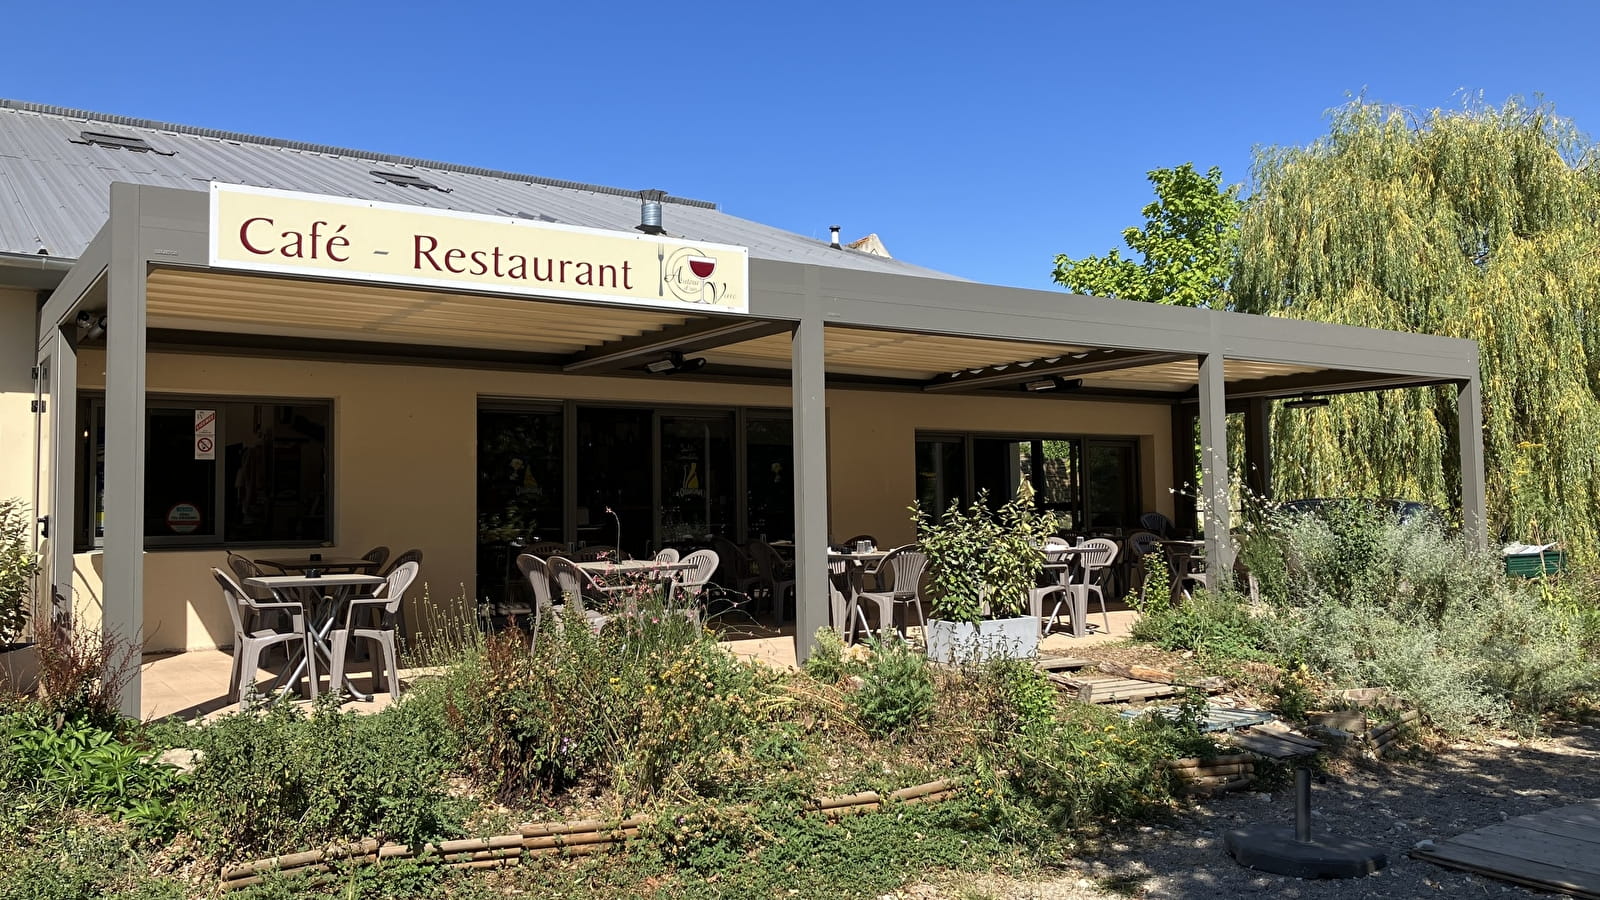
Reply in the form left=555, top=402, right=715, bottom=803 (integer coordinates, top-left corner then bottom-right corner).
left=1504, top=551, right=1566, bottom=578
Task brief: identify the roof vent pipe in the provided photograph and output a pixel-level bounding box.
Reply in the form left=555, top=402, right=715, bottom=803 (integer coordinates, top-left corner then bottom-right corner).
left=637, top=189, right=666, bottom=235
left=829, top=225, right=841, bottom=249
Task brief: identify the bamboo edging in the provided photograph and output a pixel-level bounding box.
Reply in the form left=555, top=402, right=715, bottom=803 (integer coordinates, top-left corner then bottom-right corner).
left=1370, top=709, right=1422, bottom=757
left=1160, top=753, right=1257, bottom=796
left=220, top=779, right=959, bottom=891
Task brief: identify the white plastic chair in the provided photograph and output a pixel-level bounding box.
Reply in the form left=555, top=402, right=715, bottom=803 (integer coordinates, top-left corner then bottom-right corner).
left=515, top=553, right=605, bottom=648
left=213, top=567, right=316, bottom=704
left=1049, top=538, right=1118, bottom=635
left=1028, top=546, right=1076, bottom=636
left=328, top=561, right=418, bottom=698
left=670, top=549, right=719, bottom=626
left=827, top=558, right=867, bottom=641
left=546, top=556, right=617, bottom=631
left=749, top=541, right=796, bottom=615
left=853, top=546, right=928, bottom=640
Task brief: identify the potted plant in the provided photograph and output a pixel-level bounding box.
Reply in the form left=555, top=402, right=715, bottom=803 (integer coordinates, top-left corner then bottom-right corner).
left=0, top=497, right=41, bottom=693
left=912, top=484, right=1060, bottom=663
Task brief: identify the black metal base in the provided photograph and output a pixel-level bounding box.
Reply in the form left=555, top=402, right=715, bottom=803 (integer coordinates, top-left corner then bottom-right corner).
left=1224, top=825, right=1388, bottom=879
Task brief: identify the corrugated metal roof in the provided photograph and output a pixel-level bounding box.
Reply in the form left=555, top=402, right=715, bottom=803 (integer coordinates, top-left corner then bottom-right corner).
left=0, top=99, right=958, bottom=280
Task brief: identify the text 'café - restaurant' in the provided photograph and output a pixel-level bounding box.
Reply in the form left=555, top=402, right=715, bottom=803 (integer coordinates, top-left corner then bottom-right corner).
left=0, top=100, right=1486, bottom=712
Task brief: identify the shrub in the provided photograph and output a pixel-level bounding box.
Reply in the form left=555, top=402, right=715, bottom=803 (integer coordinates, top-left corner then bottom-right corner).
left=31, top=624, right=139, bottom=732
left=850, top=634, right=935, bottom=738
left=442, top=598, right=780, bottom=804
left=801, top=626, right=851, bottom=683
left=1, top=705, right=179, bottom=834
left=1131, top=587, right=1265, bottom=661
left=1239, top=504, right=1600, bottom=734
left=949, top=656, right=1059, bottom=743
left=913, top=484, right=1061, bottom=623
left=0, top=497, right=38, bottom=646
left=169, top=693, right=465, bottom=858
left=0, top=827, right=183, bottom=900
left=623, top=637, right=773, bottom=798
left=976, top=704, right=1191, bottom=844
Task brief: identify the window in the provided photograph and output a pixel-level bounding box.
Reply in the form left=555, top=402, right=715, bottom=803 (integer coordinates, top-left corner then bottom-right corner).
left=78, top=397, right=332, bottom=549
left=71, top=129, right=174, bottom=154
left=371, top=170, right=448, bottom=191
left=914, top=435, right=966, bottom=517
left=915, top=432, right=1140, bottom=531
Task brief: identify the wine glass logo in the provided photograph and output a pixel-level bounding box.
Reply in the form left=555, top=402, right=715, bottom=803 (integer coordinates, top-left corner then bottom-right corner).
left=662, top=247, right=725, bottom=305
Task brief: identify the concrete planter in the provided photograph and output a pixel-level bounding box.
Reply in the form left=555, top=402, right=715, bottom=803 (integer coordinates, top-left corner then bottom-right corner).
left=925, top=616, right=1039, bottom=664
left=0, top=642, right=39, bottom=694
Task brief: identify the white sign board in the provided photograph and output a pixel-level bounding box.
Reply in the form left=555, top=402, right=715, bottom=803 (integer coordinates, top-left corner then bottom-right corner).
left=195, top=409, right=216, bottom=460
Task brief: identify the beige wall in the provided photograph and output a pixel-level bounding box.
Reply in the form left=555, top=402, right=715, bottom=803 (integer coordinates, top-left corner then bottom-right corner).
left=0, top=288, right=37, bottom=507
left=70, top=349, right=1173, bottom=652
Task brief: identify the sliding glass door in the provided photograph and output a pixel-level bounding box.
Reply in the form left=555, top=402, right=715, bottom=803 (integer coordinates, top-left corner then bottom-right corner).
left=476, top=405, right=563, bottom=607
left=477, top=401, right=792, bottom=603
left=658, top=412, right=736, bottom=546
left=575, top=407, right=652, bottom=557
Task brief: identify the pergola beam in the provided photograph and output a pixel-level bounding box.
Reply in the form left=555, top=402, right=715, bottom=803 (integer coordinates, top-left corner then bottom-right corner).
left=1182, top=370, right=1452, bottom=402
left=923, top=349, right=1192, bottom=393
left=561, top=318, right=790, bottom=373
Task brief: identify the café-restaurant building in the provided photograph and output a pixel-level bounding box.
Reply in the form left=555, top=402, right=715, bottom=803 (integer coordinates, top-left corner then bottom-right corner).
left=0, top=100, right=1486, bottom=713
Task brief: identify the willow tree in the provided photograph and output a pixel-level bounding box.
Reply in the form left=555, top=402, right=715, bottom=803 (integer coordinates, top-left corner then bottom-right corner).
left=1234, top=98, right=1600, bottom=556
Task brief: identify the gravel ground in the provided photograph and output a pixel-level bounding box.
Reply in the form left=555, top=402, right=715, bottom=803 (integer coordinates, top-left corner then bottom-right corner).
left=908, top=723, right=1600, bottom=900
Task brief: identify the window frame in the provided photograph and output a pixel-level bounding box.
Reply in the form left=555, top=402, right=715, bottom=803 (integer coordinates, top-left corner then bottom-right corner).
left=913, top=430, right=1143, bottom=531
left=76, top=393, right=336, bottom=551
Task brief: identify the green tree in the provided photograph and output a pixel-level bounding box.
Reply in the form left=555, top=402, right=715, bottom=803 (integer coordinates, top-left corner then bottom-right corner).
left=1234, top=98, right=1600, bottom=556
left=1051, top=163, right=1242, bottom=307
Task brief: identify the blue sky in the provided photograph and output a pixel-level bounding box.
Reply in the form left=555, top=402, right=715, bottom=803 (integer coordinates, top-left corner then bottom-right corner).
left=3, top=1, right=1596, bottom=289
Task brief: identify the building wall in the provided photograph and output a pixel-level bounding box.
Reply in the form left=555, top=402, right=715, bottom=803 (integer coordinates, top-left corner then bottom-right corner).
left=71, top=348, right=1173, bottom=652
left=0, top=288, right=37, bottom=507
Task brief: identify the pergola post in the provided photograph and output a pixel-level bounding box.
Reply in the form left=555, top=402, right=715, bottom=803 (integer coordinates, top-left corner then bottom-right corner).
left=790, top=312, right=829, bottom=662
left=1243, top=397, right=1273, bottom=503
left=1457, top=376, right=1487, bottom=549
left=1197, top=353, right=1234, bottom=576
left=103, top=184, right=148, bottom=718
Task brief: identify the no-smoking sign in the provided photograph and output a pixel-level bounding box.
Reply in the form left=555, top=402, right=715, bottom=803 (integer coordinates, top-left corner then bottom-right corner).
left=195, top=409, right=216, bottom=460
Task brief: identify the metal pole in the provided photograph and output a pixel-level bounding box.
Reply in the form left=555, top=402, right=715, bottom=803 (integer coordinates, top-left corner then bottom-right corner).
left=1456, top=374, right=1487, bottom=550
left=1197, top=352, right=1234, bottom=574
left=790, top=310, right=828, bottom=662
left=1294, top=767, right=1312, bottom=843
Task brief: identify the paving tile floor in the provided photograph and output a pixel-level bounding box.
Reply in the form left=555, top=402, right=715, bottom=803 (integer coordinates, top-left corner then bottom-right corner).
left=138, top=609, right=1140, bottom=721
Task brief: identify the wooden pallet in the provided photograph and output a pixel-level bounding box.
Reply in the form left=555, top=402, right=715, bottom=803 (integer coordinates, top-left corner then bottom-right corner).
left=1049, top=673, right=1181, bottom=703
left=1226, top=723, right=1324, bottom=759
left=1412, top=800, right=1600, bottom=898
left=1035, top=655, right=1094, bottom=672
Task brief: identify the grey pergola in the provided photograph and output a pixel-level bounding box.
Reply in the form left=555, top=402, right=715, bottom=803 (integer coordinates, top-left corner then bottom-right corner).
left=35, top=184, right=1486, bottom=716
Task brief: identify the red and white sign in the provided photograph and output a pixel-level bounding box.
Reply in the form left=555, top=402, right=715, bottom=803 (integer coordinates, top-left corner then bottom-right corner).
left=166, top=503, right=202, bottom=534
left=195, top=409, right=215, bottom=460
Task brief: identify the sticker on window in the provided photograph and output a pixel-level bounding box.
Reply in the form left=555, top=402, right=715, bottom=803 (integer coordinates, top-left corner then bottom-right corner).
left=166, top=503, right=202, bottom=534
